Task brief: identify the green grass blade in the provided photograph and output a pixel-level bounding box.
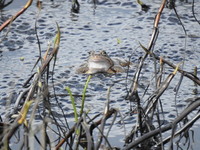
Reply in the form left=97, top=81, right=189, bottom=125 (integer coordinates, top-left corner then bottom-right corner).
left=65, top=86, right=78, bottom=122
left=80, top=75, right=92, bottom=116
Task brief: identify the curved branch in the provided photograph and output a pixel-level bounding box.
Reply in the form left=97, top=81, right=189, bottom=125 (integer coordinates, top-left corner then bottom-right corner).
left=0, top=0, right=33, bottom=32
left=123, top=97, right=200, bottom=150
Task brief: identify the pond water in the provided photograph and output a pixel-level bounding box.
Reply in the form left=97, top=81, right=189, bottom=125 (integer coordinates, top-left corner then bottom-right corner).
left=0, top=0, right=200, bottom=149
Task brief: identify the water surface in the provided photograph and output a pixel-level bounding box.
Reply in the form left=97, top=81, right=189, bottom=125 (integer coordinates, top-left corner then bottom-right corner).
left=0, top=0, right=200, bottom=149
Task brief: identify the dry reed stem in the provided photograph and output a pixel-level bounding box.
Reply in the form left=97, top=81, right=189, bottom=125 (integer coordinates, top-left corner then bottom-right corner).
left=0, top=0, right=33, bottom=32
left=0, top=26, right=60, bottom=148
left=123, top=98, right=200, bottom=150
left=55, top=108, right=117, bottom=150
left=126, top=0, right=167, bottom=101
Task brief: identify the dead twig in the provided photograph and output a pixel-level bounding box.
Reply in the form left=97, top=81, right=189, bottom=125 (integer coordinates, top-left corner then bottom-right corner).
left=0, top=0, right=33, bottom=32
left=126, top=0, right=167, bottom=102
left=123, top=97, right=200, bottom=150
left=55, top=108, right=117, bottom=150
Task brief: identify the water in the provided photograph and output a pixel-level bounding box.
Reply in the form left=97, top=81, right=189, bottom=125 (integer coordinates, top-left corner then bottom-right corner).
left=0, top=0, right=200, bottom=149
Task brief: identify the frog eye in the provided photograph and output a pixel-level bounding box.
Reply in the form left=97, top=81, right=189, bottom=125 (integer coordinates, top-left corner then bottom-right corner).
left=100, top=50, right=107, bottom=56
left=88, top=51, right=95, bottom=55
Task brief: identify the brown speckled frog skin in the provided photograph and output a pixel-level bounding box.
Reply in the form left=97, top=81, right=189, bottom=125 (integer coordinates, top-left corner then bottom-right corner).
left=76, top=51, right=130, bottom=74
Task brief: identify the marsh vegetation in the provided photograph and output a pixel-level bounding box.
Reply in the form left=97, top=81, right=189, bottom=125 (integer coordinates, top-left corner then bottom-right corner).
left=0, top=0, right=200, bottom=149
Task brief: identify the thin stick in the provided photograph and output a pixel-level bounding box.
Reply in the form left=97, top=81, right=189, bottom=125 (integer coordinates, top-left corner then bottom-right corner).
left=0, top=0, right=33, bottom=31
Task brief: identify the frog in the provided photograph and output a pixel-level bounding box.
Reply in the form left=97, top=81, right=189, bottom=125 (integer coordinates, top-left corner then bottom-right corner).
left=76, top=50, right=130, bottom=74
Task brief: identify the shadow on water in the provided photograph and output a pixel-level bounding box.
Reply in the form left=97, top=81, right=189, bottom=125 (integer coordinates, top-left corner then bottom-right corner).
left=0, top=0, right=13, bottom=10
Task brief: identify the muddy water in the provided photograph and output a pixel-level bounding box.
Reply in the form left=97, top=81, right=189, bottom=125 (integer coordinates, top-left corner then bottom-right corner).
left=0, top=0, right=200, bottom=149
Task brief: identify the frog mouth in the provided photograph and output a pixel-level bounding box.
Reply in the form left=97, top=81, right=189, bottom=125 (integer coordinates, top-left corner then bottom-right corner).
left=90, top=59, right=109, bottom=63
left=88, top=61, right=111, bottom=69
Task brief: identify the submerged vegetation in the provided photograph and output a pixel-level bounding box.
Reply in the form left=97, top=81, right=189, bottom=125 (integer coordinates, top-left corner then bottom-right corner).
left=0, top=0, right=200, bottom=150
